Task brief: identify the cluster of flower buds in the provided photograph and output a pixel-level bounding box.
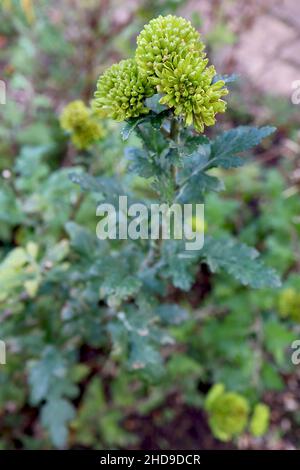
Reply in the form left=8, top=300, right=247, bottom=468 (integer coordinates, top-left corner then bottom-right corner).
left=278, top=287, right=300, bottom=322
left=94, top=15, right=228, bottom=133
left=60, top=100, right=105, bottom=150
left=205, top=383, right=249, bottom=442
left=94, top=59, right=154, bottom=122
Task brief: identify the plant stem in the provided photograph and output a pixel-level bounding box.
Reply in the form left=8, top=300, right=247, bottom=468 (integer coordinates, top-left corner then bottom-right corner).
left=170, top=117, right=181, bottom=189
left=170, top=117, right=180, bottom=143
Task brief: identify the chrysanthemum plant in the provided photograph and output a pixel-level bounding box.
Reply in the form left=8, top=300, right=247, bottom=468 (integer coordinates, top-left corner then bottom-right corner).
left=89, top=15, right=280, bottom=286
left=67, top=15, right=280, bottom=441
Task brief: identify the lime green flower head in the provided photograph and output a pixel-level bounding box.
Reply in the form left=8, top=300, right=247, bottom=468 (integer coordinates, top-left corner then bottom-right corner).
left=136, top=15, right=205, bottom=79
left=60, top=100, right=105, bottom=150
left=250, top=403, right=270, bottom=438
left=94, top=58, right=154, bottom=121
left=205, top=384, right=249, bottom=442
left=70, top=120, right=105, bottom=150
left=278, top=288, right=300, bottom=323
left=155, top=55, right=228, bottom=133
left=60, top=100, right=90, bottom=132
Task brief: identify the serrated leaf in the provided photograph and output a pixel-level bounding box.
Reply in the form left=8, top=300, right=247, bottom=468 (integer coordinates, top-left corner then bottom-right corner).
left=69, top=172, right=103, bottom=192
left=152, top=173, right=176, bottom=202
left=101, top=274, right=142, bottom=302
left=177, top=173, right=224, bottom=203
left=41, top=398, right=75, bottom=448
left=28, top=346, right=67, bottom=405
left=181, top=135, right=210, bottom=157
left=264, top=321, right=295, bottom=365
left=99, top=262, right=142, bottom=303
left=0, top=185, right=23, bottom=226
left=138, top=121, right=169, bottom=154
left=202, top=236, right=281, bottom=289
left=128, top=333, right=163, bottom=374
left=177, top=143, right=211, bottom=183
left=65, top=222, right=96, bottom=257
left=213, top=155, right=245, bottom=169
left=125, top=147, right=158, bottom=178
left=145, top=94, right=168, bottom=114
left=150, top=111, right=170, bottom=130
left=160, top=240, right=198, bottom=291
left=156, top=303, right=189, bottom=325
left=261, top=363, right=284, bottom=391
left=69, top=172, right=125, bottom=204
left=210, top=126, right=276, bottom=169
left=121, top=117, right=149, bottom=140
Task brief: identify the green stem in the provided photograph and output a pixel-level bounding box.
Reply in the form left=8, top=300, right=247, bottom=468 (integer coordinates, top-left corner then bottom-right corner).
left=170, top=117, right=181, bottom=190
left=170, top=117, right=180, bottom=142
left=141, top=118, right=181, bottom=269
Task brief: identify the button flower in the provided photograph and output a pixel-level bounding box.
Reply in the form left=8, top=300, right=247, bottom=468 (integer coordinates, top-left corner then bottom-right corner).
left=60, top=100, right=105, bottom=150
left=94, top=58, right=154, bottom=121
